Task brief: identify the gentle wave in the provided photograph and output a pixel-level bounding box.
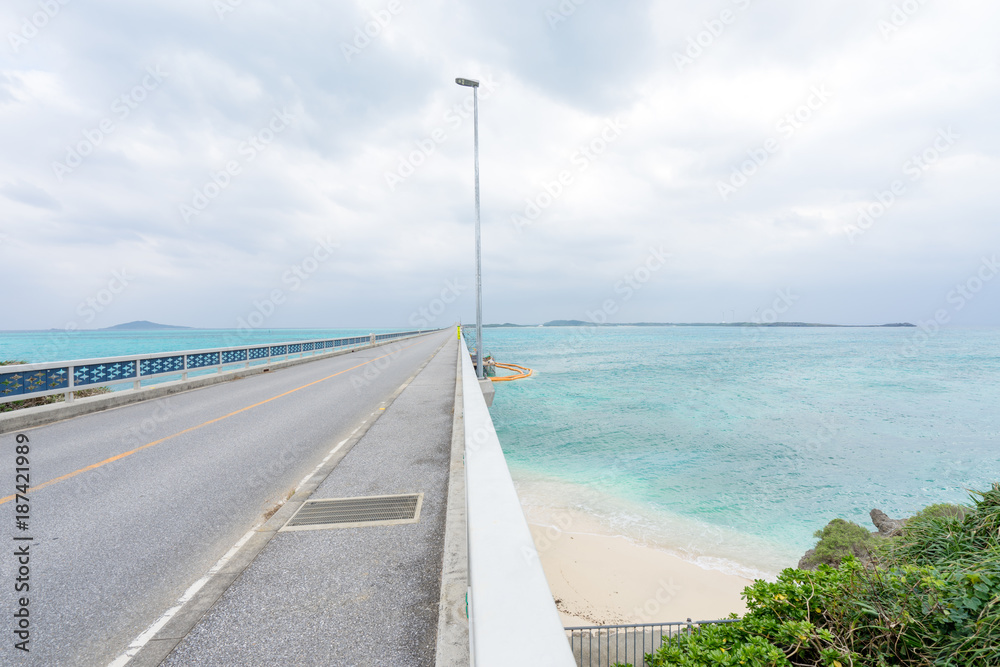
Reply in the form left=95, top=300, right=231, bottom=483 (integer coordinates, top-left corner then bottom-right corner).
left=514, top=471, right=792, bottom=580
left=484, top=325, right=1000, bottom=578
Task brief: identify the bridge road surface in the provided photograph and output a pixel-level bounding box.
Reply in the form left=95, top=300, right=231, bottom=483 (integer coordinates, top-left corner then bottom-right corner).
left=159, top=329, right=460, bottom=666
left=0, top=329, right=453, bottom=667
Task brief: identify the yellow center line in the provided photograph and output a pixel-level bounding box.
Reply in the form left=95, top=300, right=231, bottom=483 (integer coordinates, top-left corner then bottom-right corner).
left=1, top=341, right=422, bottom=505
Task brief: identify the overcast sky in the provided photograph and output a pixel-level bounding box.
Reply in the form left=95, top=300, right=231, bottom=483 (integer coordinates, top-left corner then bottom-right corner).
left=2, top=0, right=998, bottom=330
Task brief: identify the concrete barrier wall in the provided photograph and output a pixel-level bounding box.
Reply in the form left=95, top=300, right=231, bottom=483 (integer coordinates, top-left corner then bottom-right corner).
left=460, top=333, right=575, bottom=666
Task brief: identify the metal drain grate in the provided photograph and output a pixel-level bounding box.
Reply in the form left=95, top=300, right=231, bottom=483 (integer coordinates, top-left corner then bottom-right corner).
left=281, top=493, right=423, bottom=532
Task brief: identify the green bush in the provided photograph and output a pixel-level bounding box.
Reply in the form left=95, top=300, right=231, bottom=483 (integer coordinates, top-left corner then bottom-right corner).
left=637, top=485, right=1000, bottom=667
left=801, top=518, right=876, bottom=569
left=910, top=502, right=967, bottom=524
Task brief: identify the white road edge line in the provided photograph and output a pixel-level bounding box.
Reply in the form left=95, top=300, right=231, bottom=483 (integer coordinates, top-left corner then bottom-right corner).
left=296, top=438, right=350, bottom=492
left=106, top=433, right=354, bottom=667
left=107, top=527, right=256, bottom=667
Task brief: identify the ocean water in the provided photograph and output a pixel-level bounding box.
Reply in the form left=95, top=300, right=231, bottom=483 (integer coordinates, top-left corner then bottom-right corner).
left=476, top=325, right=1000, bottom=579
left=5, top=325, right=997, bottom=580
left=0, top=328, right=398, bottom=364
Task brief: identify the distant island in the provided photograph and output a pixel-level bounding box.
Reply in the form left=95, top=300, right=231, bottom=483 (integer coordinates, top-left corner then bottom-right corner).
left=100, top=321, right=192, bottom=331
left=482, top=321, right=916, bottom=328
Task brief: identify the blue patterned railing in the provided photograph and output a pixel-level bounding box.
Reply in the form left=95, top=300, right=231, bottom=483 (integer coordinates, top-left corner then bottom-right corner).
left=0, top=329, right=436, bottom=405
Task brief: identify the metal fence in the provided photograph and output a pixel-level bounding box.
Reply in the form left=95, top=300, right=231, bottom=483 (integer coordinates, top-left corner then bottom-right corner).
left=566, top=619, right=739, bottom=667
left=0, top=329, right=435, bottom=405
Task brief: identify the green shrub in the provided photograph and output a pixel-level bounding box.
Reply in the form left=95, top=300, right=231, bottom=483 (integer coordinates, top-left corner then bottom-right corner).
left=800, top=518, right=876, bottom=569
left=640, top=485, right=1000, bottom=667
left=910, top=502, right=967, bottom=524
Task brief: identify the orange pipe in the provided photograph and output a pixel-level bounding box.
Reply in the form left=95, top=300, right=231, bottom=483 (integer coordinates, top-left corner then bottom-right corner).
left=490, top=362, right=533, bottom=381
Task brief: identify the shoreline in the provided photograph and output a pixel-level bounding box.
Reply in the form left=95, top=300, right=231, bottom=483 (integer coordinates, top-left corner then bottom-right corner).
left=528, top=510, right=755, bottom=627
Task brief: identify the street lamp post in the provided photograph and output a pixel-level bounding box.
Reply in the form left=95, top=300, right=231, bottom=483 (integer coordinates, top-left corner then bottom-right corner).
left=456, top=76, right=483, bottom=379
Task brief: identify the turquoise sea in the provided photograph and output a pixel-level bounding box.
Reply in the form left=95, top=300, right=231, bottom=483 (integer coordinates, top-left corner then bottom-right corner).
left=0, top=328, right=400, bottom=364
left=4, top=325, right=998, bottom=580
left=476, top=325, right=1000, bottom=579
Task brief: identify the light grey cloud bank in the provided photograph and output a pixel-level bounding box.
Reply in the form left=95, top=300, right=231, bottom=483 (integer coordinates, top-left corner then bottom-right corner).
left=1, top=0, right=998, bottom=330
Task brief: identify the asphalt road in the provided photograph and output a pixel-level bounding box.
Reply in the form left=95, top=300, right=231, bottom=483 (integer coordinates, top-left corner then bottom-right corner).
left=162, top=331, right=458, bottom=666
left=0, top=329, right=453, bottom=667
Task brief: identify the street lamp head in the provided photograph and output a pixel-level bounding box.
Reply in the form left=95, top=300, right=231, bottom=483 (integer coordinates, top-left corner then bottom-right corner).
left=455, top=77, right=480, bottom=88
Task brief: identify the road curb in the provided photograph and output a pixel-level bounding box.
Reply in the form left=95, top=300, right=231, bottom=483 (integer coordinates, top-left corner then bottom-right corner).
left=435, top=332, right=470, bottom=666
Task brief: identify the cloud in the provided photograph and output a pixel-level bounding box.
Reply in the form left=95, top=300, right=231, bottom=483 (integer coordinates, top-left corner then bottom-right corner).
left=1, top=179, right=61, bottom=210
left=1, top=0, right=998, bottom=329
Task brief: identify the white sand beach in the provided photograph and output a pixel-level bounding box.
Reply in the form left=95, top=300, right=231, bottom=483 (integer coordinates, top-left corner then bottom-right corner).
left=529, top=510, right=754, bottom=627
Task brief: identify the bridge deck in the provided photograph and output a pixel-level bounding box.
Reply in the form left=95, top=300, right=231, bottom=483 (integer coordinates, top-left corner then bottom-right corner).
left=0, top=329, right=460, bottom=666
left=158, top=334, right=459, bottom=666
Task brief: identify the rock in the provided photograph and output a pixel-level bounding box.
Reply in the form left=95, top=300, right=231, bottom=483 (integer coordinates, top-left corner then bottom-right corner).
left=870, top=509, right=907, bottom=537
left=798, top=509, right=910, bottom=571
